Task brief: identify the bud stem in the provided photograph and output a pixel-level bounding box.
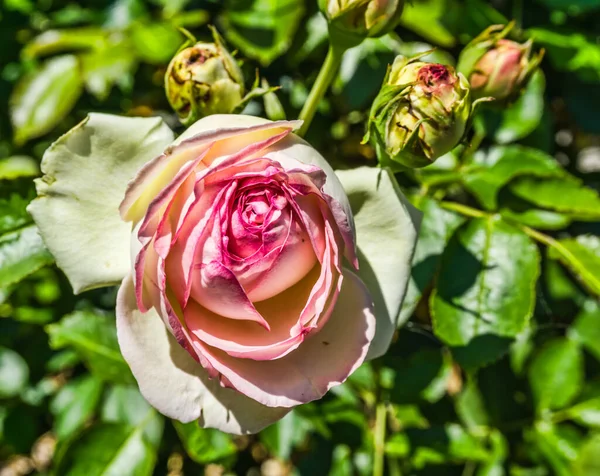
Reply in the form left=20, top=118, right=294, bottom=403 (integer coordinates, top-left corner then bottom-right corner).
left=297, top=45, right=345, bottom=137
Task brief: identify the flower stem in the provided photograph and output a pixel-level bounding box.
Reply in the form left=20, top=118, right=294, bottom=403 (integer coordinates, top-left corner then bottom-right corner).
left=373, top=400, right=387, bottom=476
left=297, top=46, right=344, bottom=137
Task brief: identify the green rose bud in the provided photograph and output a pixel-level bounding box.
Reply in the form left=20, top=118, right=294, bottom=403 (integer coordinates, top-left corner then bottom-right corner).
left=366, top=55, right=472, bottom=169
left=457, top=23, right=544, bottom=101
left=165, top=28, right=244, bottom=126
left=318, top=0, right=405, bottom=50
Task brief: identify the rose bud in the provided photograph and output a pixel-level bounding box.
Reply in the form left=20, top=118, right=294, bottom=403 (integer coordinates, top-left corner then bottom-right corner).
left=165, top=28, right=244, bottom=125
left=29, top=114, right=420, bottom=434
left=318, top=0, right=405, bottom=49
left=366, top=54, right=472, bottom=169
left=457, top=23, right=544, bottom=101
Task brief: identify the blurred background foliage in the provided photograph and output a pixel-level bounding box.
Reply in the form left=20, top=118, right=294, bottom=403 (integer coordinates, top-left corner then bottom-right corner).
left=1, top=0, right=600, bottom=475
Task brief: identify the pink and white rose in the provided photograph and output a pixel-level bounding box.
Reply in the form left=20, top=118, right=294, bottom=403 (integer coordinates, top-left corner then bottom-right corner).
left=29, top=113, right=420, bottom=434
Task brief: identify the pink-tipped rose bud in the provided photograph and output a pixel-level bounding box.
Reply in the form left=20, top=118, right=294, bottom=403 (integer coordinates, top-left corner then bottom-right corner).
left=366, top=54, right=472, bottom=169
left=318, top=0, right=405, bottom=49
left=457, top=23, right=544, bottom=101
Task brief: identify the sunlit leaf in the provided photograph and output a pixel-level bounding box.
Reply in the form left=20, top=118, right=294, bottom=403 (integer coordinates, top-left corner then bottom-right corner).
left=10, top=55, right=83, bottom=145
left=431, top=217, right=540, bottom=346
left=46, top=310, right=134, bottom=384
left=0, top=225, right=54, bottom=288
left=529, top=338, right=583, bottom=413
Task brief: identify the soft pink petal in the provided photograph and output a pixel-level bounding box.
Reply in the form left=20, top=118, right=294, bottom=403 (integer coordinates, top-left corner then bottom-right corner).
left=189, top=270, right=375, bottom=408
left=116, top=274, right=289, bottom=434
left=121, top=121, right=300, bottom=222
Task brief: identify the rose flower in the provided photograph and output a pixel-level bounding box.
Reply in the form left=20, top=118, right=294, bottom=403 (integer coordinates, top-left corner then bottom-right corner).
left=29, top=114, right=420, bottom=434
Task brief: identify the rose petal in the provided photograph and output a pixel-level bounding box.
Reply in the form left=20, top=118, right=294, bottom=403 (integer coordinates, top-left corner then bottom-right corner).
left=116, top=274, right=289, bottom=434
left=121, top=117, right=301, bottom=222
left=335, top=167, right=422, bottom=359
left=190, top=270, right=375, bottom=408
left=28, top=113, right=174, bottom=293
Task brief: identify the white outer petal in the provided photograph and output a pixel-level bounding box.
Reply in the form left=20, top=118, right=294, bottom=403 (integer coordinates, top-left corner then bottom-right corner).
left=336, top=166, right=422, bottom=359
left=28, top=113, right=174, bottom=293
left=116, top=274, right=289, bottom=435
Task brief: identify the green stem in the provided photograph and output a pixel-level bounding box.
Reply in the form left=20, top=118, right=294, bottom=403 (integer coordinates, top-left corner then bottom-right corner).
left=373, top=401, right=387, bottom=476
left=439, top=201, right=488, bottom=219
left=297, top=46, right=345, bottom=137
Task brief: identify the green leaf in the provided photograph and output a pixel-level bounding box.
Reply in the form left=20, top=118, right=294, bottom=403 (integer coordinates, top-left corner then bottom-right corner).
left=22, top=28, right=108, bottom=60
left=569, top=302, right=600, bottom=361
left=173, top=420, right=237, bottom=465
left=101, top=385, right=163, bottom=447
left=10, top=55, right=83, bottom=146
left=406, top=424, right=491, bottom=468
left=573, top=434, right=600, bottom=476
left=46, top=310, right=133, bottom=384
left=0, top=346, right=29, bottom=398
left=431, top=217, right=540, bottom=346
left=399, top=0, right=456, bottom=48
left=529, top=337, right=583, bottom=413
left=451, top=334, right=514, bottom=373
left=260, top=410, right=313, bottom=460
left=529, top=27, right=600, bottom=82
left=50, top=375, right=103, bottom=440
left=0, top=156, right=39, bottom=180
left=509, top=176, right=600, bottom=219
left=480, top=70, right=546, bottom=144
left=500, top=205, right=572, bottom=231
left=399, top=196, right=465, bottom=324
left=561, top=398, right=600, bottom=428
left=55, top=416, right=161, bottom=476
left=0, top=225, right=54, bottom=288
left=463, top=145, right=565, bottom=210
left=130, top=22, right=182, bottom=64
left=454, top=378, right=489, bottom=430
left=535, top=0, right=600, bottom=14
left=529, top=421, right=582, bottom=476
left=329, top=445, right=353, bottom=476
left=220, top=0, right=305, bottom=66
left=81, top=44, right=137, bottom=100
left=386, top=349, right=453, bottom=404
left=547, top=235, right=600, bottom=296
left=0, top=195, right=33, bottom=235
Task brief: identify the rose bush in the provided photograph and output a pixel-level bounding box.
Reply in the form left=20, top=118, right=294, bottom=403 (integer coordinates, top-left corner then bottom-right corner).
left=28, top=113, right=420, bottom=434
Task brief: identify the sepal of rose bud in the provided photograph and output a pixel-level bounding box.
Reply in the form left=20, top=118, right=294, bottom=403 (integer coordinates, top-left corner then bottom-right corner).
left=165, top=26, right=245, bottom=125
left=318, top=0, right=405, bottom=50
left=366, top=54, right=472, bottom=169
left=457, top=22, right=545, bottom=101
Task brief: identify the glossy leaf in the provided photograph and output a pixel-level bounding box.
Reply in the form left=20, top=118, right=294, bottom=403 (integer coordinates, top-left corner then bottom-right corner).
left=55, top=417, right=161, bottom=476
left=529, top=338, right=583, bottom=413
left=399, top=196, right=465, bottom=324
left=510, top=176, right=600, bottom=219
left=46, top=310, right=133, bottom=384
left=10, top=55, right=83, bottom=145
left=547, top=235, right=600, bottom=296
left=529, top=27, right=600, bottom=82
left=50, top=375, right=103, bottom=440
left=463, top=145, right=565, bottom=210
left=569, top=303, right=600, bottom=362
left=479, top=71, right=546, bottom=145
left=101, top=385, right=163, bottom=448
left=0, top=156, right=39, bottom=180
left=0, top=225, right=54, bottom=288
left=0, top=195, right=32, bottom=235
left=431, top=217, right=540, bottom=346
left=0, top=346, right=29, bottom=398
left=174, top=420, right=237, bottom=465
left=220, top=0, right=305, bottom=65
